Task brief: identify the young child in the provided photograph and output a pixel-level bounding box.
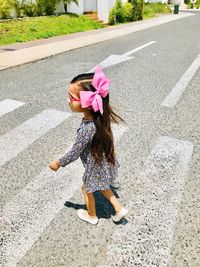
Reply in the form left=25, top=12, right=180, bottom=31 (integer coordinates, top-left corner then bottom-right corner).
left=49, top=67, right=128, bottom=225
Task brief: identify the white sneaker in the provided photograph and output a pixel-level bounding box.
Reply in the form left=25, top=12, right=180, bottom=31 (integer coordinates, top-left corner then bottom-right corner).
left=77, top=209, right=99, bottom=225
left=112, top=207, right=128, bottom=222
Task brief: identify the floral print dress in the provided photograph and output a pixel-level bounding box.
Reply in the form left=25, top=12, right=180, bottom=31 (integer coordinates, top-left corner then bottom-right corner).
left=59, top=118, right=120, bottom=193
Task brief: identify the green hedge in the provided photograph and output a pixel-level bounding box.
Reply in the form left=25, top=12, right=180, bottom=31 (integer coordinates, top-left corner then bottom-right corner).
left=109, top=0, right=144, bottom=25
left=0, top=0, right=57, bottom=19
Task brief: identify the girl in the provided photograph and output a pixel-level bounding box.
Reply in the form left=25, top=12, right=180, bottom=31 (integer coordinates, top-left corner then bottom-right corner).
left=49, top=67, right=128, bottom=225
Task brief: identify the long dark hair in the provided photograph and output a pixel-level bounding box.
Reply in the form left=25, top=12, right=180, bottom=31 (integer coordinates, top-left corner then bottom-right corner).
left=71, top=72, right=124, bottom=165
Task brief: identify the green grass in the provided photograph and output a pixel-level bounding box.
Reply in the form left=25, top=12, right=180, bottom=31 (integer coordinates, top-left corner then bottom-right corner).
left=0, top=14, right=103, bottom=46
left=143, top=2, right=172, bottom=19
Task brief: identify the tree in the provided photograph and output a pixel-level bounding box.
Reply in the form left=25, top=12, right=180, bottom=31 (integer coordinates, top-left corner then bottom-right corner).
left=62, top=0, right=78, bottom=13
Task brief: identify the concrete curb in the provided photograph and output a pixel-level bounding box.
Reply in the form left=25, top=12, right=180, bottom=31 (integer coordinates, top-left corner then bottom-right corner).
left=0, top=12, right=194, bottom=71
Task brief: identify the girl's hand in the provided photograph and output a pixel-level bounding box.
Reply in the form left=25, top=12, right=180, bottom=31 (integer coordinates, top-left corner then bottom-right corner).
left=49, top=160, right=60, bottom=171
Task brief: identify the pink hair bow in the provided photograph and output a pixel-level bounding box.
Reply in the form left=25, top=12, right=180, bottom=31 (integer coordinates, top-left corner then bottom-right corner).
left=79, top=67, right=110, bottom=114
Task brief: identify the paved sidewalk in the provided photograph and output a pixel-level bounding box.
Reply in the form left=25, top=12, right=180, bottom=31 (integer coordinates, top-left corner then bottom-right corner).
left=0, top=12, right=194, bottom=71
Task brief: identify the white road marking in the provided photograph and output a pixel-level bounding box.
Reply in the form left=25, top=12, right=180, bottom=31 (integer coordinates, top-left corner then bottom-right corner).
left=99, top=136, right=193, bottom=267
left=123, top=41, right=156, bottom=57
left=161, top=54, right=200, bottom=108
left=89, top=41, right=156, bottom=71
left=0, top=109, right=71, bottom=166
left=0, top=99, right=25, bottom=118
left=2, top=124, right=128, bottom=267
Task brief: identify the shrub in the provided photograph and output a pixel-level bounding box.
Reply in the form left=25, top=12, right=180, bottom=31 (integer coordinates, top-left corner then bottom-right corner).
left=35, top=0, right=57, bottom=16
left=22, top=0, right=38, bottom=17
left=22, top=0, right=57, bottom=17
left=196, top=0, right=200, bottom=8
left=128, top=0, right=145, bottom=21
left=13, top=0, right=24, bottom=17
left=123, top=2, right=134, bottom=22
left=109, top=0, right=125, bottom=25
left=109, top=8, right=116, bottom=25
left=0, top=0, right=13, bottom=19
left=35, top=0, right=45, bottom=15
left=43, top=0, right=57, bottom=15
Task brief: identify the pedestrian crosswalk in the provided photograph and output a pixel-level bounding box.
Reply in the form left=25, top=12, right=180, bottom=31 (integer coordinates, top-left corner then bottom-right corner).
left=98, top=136, right=193, bottom=267
left=1, top=98, right=194, bottom=267
left=2, top=124, right=127, bottom=267
left=0, top=99, right=25, bottom=118
left=1, top=99, right=128, bottom=267
left=0, top=109, right=71, bottom=166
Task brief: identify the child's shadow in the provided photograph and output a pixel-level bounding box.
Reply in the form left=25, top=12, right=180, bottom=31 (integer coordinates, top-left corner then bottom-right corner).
left=64, top=185, right=128, bottom=224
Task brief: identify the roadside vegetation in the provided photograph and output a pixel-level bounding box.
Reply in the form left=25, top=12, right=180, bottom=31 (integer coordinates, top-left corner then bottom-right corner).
left=143, top=2, right=172, bottom=19
left=0, top=0, right=79, bottom=18
left=0, top=0, right=172, bottom=46
left=109, top=0, right=172, bottom=25
left=184, top=0, right=200, bottom=8
left=0, top=14, right=103, bottom=45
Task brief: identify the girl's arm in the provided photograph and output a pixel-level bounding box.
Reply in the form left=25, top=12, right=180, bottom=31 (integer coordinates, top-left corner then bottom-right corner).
left=58, top=123, right=96, bottom=167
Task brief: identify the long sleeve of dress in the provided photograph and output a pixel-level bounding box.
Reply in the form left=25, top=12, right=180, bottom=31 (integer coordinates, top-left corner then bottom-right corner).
left=58, top=122, right=96, bottom=167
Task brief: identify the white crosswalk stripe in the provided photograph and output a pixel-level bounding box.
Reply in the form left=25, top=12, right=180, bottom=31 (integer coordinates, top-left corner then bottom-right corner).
left=0, top=99, right=25, bottom=118
left=2, top=124, right=128, bottom=267
left=0, top=109, right=71, bottom=166
left=98, top=136, right=193, bottom=267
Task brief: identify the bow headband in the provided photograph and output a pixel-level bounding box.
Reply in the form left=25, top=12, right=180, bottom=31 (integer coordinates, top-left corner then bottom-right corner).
left=79, top=67, right=110, bottom=114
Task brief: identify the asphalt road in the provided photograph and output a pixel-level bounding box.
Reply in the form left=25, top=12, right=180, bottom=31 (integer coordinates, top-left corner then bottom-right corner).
left=1, top=11, right=200, bottom=267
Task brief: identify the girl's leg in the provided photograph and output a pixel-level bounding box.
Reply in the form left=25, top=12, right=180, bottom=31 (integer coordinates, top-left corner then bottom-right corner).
left=82, top=185, right=97, bottom=217
left=82, top=184, right=89, bottom=211
left=100, top=188, right=122, bottom=213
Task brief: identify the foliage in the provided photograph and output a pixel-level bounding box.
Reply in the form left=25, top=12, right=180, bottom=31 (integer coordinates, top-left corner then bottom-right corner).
left=143, top=2, right=171, bottom=19
left=43, top=0, right=57, bottom=15
left=0, top=0, right=13, bottom=19
left=24, top=0, right=57, bottom=16
left=185, top=0, right=200, bottom=7
left=109, top=0, right=171, bottom=25
left=1, top=0, right=58, bottom=18
left=13, top=0, right=24, bottom=17
left=128, top=0, right=145, bottom=21
left=196, top=0, right=200, bottom=8
left=35, top=0, right=45, bottom=15
left=109, top=0, right=125, bottom=25
left=0, top=14, right=103, bottom=45
left=123, top=2, right=134, bottom=22
left=109, top=0, right=146, bottom=25
left=22, top=0, right=37, bottom=17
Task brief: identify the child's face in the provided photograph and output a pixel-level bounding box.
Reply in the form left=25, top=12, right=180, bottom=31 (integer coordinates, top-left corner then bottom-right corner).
left=67, top=82, right=88, bottom=113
